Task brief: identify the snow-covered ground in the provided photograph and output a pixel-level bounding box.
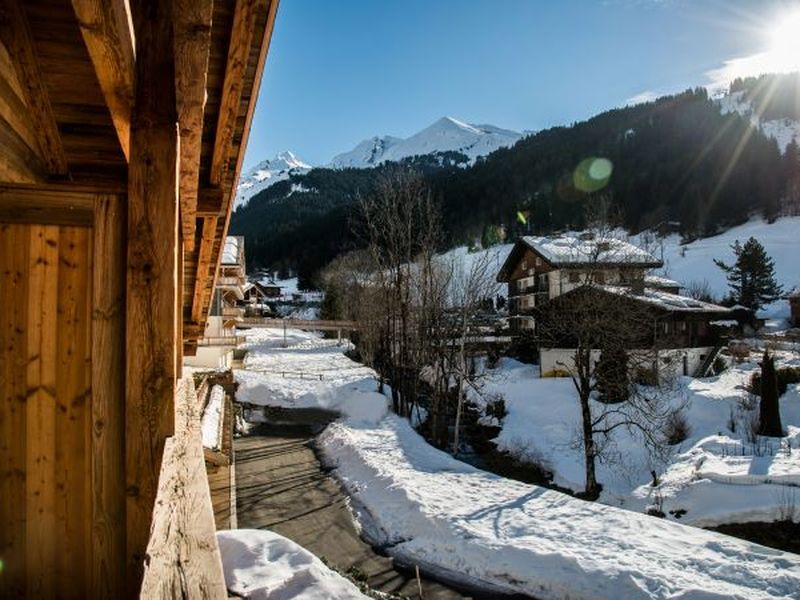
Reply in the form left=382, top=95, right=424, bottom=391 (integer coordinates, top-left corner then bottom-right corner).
left=232, top=327, right=800, bottom=599
left=217, top=529, right=368, bottom=599
left=477, top=355, right=800, bottom=527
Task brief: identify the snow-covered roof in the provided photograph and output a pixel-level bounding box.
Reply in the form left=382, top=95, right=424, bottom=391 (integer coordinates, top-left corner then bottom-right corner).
left=521, top=235, right=662, bottom=268
left=644, top=275, right=681, bottom=289
left=221, top=236, right=242, bottom=265
left=603, top=286, right=732, bottom=314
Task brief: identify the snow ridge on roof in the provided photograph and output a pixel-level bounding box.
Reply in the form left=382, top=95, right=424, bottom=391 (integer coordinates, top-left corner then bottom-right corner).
left=522, top=235, right=661, bottom=267
left=603, top=285, right=732, bottom=313
left=644, top=275, right=681, bottom=288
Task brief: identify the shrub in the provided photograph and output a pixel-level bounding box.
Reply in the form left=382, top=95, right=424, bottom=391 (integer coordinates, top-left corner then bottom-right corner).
left=485, top=394, right=507, bottom=420
left=663, top=410, right=691, bottom=445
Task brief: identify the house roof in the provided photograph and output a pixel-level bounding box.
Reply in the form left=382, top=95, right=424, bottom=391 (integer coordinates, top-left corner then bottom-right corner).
left=644, top=275, right=681, bottom=289
left=497, top=234, right=662, bottom=281
left=602, top=286, right=732, bottom=315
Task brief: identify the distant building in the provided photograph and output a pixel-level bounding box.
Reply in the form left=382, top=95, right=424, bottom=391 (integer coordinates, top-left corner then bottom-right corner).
left=496, top=234, right=663, bottom=332
left=185, top=236, right=247, bottom=368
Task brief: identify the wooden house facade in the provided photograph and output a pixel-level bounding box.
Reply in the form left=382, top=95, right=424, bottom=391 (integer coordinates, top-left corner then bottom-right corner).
left=0, top=0, right=278, bottom=597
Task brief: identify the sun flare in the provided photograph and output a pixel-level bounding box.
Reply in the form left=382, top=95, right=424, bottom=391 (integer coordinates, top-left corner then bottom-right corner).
left=767, top=9, right=800, bottom=73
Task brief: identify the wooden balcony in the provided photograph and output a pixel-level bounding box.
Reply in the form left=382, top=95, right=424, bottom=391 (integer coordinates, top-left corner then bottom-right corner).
left=197, top=335, right=246, bottom=347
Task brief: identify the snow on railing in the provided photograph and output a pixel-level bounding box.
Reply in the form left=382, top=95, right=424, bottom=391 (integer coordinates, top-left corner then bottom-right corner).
left=201, top=385, right=226, bottom=451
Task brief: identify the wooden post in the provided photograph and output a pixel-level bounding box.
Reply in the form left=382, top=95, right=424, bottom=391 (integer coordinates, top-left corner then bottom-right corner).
left=125, top=0, right=179, bottom=593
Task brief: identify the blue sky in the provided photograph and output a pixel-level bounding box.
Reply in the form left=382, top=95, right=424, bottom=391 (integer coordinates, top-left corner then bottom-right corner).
left=243, top=0, right=795, bottom=169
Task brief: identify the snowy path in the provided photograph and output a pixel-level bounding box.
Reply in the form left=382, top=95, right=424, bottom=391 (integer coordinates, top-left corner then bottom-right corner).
left=234, top=418, right=512, bottom=598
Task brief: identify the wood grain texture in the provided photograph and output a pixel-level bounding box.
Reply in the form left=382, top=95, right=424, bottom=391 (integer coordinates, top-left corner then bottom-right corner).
left=54, top=225, right=92, bottom=597
left=0, top=1, right=69, bottom=176
left=91, top=194, right=126, bottom=598
left=25, top=224, right=59, bottom=599
left=139, top=376, right=227, bottom=600
left=70, top=0, right=135, bottom=160
left=209, top=0, right=259, bottom=187
left=126, top=0, right=179, bottom=592
left=191, top=215, right=217, bottom=325
left=174, top=0, right=214, bottom=245
left=0, top=223, right=29, bottom=598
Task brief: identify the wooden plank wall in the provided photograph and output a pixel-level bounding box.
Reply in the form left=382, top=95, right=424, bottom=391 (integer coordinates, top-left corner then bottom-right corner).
left=0, top=190, right=126, bottom=599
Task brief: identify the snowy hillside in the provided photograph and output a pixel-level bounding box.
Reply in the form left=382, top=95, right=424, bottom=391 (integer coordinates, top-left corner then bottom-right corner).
left=330, top=116, right=521, bottom=169
left=717, top=89, right=800, bottom=152
left=645, top=216, right=800, bottom=312
left=235, top=151, right=311, bottom=209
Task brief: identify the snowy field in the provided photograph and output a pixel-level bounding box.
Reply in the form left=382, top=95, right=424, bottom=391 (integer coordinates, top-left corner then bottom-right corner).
left=477, top=355, right=800, bottom=527
left=233, top=328, right=800, bottom=599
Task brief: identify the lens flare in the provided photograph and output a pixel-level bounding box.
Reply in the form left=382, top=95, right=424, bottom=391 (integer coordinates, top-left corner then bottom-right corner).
left=574, top=157, right=613, bottom=193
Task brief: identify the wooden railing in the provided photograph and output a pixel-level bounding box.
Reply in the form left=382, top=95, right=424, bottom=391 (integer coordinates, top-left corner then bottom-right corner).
left=239, top=317, right=358, bottom=331
left=139, top=376, right=227, bottom=599
left=197, top=335, right=246, bottom=347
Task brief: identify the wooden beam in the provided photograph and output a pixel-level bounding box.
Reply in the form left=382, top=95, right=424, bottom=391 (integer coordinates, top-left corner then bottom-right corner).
left=0, top=1, right=69, bottom=176
left=208, top=0, right=260, bottom=187
left=174, top=0, right=213, bottom=245
left=0, top=186, right=94, bottom=227
left=191, top=216, right=217, bottom=324
left=70, top=0, right=135, bottom=161
left=196, top=187, right=224, bottom=216
left=125, top=0, right=179, bottom=593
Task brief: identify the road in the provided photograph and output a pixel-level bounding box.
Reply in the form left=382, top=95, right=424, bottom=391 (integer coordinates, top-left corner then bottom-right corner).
left=234, top=410, right=512, bottom=599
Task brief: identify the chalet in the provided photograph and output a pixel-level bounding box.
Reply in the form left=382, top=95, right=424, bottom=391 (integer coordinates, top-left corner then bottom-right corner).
left=242, top=281, right=277, bottom=315
left=536, top=285, right=734, bottom=379
left=497, top=234, right=663, bottom=331
left=0, top=0, right=278, bottom=596
left=185, top=236, right=249, bottom=369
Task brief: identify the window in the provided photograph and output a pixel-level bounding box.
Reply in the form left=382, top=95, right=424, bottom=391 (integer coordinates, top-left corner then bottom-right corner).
left=522, top=260, right=527, bottom=270
left=595, top=272, right=605, bottom=284
left=569, top=272, right=580, bottom=283
left=535, top=257, right=541, bottom=266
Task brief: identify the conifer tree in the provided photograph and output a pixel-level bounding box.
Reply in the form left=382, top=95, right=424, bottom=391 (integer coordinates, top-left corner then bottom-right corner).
left=758, top=351, right=783, bottom=437
left=714, top=237, right=783, bottom=311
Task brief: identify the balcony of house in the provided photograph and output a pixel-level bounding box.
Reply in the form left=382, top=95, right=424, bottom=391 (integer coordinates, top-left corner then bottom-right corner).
left=221, top=305, right=246, bottom=318
left=197, top=334, right=247, bottom=347
left=216, top=275, right=247, bottom=288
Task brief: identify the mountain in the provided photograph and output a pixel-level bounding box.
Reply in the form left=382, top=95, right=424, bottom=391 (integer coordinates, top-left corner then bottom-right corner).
left=231, top=77, right=800, bottom=288
left=235, top=151, right=311, bottom=209
left=330, top=116, right=522, bottom=169
left=716, top=73, right=800, bottom=152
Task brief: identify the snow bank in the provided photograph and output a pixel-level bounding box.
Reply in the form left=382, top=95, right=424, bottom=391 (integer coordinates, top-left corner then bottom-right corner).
left=201, top=384, right=225, bottom=450
left=319, top=415, right=800, bottom=600
left=217, top=529, right=368, bottom=599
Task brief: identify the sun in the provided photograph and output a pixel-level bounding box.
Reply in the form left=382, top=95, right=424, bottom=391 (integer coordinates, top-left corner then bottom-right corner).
left=766, top=9, right=800, bottom=72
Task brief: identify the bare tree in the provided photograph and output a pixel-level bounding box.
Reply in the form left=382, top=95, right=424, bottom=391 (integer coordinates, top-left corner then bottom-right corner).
left=535, top=286, right=686, bottom=499
left=356, top=168, right=444, bottom=418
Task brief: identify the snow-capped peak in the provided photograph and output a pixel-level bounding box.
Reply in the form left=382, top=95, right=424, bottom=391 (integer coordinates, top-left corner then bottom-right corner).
left=330, top=116, right=522, bottom=169
left=235, top=150, right=312, bottom=210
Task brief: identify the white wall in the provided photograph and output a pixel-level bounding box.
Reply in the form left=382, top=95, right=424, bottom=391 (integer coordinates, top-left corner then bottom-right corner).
left=539, top=347, right=715, bottom=379
left=184, top=346, right=233, bottom=369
